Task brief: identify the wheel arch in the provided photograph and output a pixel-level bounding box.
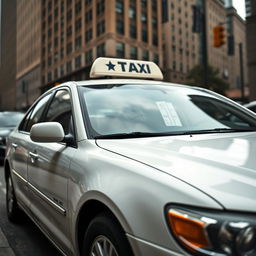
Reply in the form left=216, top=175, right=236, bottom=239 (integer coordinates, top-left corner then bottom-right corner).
left=76, top=199, right=133, bottom=255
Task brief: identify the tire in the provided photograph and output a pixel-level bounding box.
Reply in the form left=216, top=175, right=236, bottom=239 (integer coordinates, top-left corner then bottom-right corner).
left=6, top=174, right=21, bottom=222
left=82, top=212, right=133, bottom=256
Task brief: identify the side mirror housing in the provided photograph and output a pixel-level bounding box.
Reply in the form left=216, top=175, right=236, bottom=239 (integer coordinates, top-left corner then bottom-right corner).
left=30, top=122, right=65, bottom=143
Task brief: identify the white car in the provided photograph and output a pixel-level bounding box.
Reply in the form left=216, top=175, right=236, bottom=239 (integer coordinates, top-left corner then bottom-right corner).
left=5, top=58, right=256, bottom=256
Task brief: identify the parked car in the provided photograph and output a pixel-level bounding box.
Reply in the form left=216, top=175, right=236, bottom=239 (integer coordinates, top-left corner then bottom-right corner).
left=5, top=58, right=256, bottom=256
left=0, top=111, right=23, bottom=163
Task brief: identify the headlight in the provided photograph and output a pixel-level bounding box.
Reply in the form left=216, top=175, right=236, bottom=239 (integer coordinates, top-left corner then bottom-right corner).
left=166, top=205, right=256, bottom=256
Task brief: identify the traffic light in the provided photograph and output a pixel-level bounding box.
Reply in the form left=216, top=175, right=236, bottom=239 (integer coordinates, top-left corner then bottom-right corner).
left=213, top=25, right=225, bottom=47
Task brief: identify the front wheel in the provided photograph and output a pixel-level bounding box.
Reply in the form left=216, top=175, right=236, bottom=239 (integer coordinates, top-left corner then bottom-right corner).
left=82, top=213, right=133, bottom=256
left=6, top=174, right=21, bottom=222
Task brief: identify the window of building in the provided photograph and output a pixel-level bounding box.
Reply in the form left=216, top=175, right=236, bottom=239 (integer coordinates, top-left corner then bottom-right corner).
left=54, top=23, right=58, bottom=33
left=48, top=28, right=52, bottom=38
left=152, top=0, right=157, bottom=10
left=67, top=25, right=72, bottom=37
left=141, top=0, right=147, bottom=8
left=116, top=0, right=124, bottom=14
left=67, top=61, right=72, bottom=73
left=142, top=50, right=149, bottom=61
left=97, top=43, right=105, bottom=57
left=86, top=10, right=93, bottom=23
left=116, top=19, right=124, bottom=34
left=54, top=69, right=58, bottom=79
left=154, top=54, right=159, bottom=65
left=152, top=34, right=158, bottom=46
left=60, top=47, right=64, bottom=58
left=97, top=0, right=105, bottom=15
left=75, top=36, right=82, bottom=49
left=67, top=9, right=72, bottom=22
left=97, top=21, right=105, bottom=36
left=48, top=72, right=52, bottom=82
left=67, top=42, right=73, bottom=55
left=152, top=17, right=157, bottom=29
left=85, top=49, right=93, bottom=65
left=129, top=7, right=136, bottom=18
left=142, top=30, right=147, bottom=42
left=75, top=1, right=81, bottom=14
left=130, top=46, right=137, bottom=59
left=141, top=12, right=147, bottom=23
left=85, top=28, right=93, bottom=42
left=130, top=25, right=137, bottom=38
left=173, top=61, right=176, bottom=71
left=54, top=37, right=58, bottom=47
left=75, top=18, right=82, bottom=32
left=48, top=56, right=52, bottom=66
left=116, top=42, right=125, bottom=58
left=48, top=14, right=53, bottom=24
left=86, top=0, right=92, bottom=5
left=75, top=55, right=81, bottom=69
left=60, top=65, right=64, bottom=76
left=54, top=7, right=58, bottom=16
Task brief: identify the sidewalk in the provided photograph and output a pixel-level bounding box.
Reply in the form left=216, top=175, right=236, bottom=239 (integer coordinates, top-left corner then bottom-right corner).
left=0, top=228, right=15, bottom=256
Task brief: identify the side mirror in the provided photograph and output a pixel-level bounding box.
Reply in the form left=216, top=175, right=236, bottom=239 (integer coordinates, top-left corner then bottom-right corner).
left=30, top=122, right=65, bottom=143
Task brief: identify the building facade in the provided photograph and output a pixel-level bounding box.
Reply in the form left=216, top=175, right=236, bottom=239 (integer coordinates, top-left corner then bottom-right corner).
left=246, top=0, right=256, bottom=100
left=16, top=0, right=42, bottom=110
left=0, top=0, right=17, bottom=110
left=41, top=0, right=163, bottom=92
left=162, top=0, right=200, bottom=83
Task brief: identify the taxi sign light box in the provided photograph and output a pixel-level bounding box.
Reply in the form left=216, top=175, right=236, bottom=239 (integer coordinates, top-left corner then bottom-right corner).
left=90, top=57, right=163, bottom=80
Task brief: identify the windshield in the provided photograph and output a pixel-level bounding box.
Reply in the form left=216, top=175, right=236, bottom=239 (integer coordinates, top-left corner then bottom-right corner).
left=79, top=84, right=256, bottom=138
left=0, top=112, right=24, bottom=127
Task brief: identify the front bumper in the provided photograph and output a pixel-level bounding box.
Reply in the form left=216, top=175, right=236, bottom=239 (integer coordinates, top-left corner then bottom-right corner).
left=127, top=234, right=185, bottom=256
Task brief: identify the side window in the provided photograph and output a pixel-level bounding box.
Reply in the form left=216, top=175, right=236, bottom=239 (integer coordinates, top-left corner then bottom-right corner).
left=19, top=93, right=52, bottom=132
left=44, top=90, right=73, bottom=135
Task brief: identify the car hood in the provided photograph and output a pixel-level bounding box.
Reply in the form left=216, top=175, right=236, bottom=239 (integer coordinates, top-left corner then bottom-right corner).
left=97, top=132, right=256, bottom=212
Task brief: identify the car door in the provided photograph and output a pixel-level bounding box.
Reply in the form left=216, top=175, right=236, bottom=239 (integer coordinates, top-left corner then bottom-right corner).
left=9, top=93, right=52, bottom=211
left=28, top=89, right=76, bottom=254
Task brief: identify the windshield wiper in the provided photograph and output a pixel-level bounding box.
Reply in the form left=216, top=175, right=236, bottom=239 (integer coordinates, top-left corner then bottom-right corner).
left=94, top=131, right=186, bottom=139
left=94, top=128, right=256, bottom=139
left=182, top=127, right=256, bottom=135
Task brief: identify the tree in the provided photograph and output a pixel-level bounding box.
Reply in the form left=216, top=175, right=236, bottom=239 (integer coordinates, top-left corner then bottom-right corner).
left=185, top=65, right=229, bottom=95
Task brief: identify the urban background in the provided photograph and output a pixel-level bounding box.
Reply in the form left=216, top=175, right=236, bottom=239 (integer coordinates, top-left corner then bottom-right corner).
left=0, top=0, right=255, bottom=111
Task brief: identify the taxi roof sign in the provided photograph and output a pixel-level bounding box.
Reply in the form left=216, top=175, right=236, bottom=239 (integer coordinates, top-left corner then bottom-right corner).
left=90, top=57, right=163, bottom=80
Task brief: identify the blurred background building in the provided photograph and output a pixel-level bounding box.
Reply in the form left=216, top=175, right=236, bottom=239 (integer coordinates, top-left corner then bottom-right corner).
left=0, top=0, right=253, bottom=110
left=245, top=0, right=256, bottom=100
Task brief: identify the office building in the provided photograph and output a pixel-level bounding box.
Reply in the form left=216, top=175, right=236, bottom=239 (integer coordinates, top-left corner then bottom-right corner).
left=0, top=0, right=17, bottom=110
left=41, top=0, right=163, bottom=92
left=16, top=0, right=42, bottom=109
left=245, top=0, right=256, bottom=100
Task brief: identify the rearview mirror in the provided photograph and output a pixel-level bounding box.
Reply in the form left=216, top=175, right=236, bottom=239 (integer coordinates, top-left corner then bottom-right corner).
left=30, top=122, right=65, bottom=143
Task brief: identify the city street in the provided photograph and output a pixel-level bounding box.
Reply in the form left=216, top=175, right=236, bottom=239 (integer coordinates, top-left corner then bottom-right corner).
left=0, top=166, right=61, bottom=256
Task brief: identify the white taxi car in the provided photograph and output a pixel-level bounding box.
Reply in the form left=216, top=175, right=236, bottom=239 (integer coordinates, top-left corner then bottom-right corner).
left=5, top=58, right=256, bottom=256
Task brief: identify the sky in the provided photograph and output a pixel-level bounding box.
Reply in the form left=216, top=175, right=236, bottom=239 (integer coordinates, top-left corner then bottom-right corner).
left=233, top=0, right=246, bottom=19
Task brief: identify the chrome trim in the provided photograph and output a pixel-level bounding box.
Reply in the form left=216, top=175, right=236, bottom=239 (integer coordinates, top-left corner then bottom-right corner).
left=28, top=182, right=66, bottom=216
left=12, top=168, right=28, bottom=184
left=11, top=168, right=66, bottom=216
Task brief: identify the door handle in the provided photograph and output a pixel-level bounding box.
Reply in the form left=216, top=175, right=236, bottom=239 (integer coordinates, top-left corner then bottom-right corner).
left=12, top=143, right=18, bottom=149
left=29, top=152, right=38, bottom=162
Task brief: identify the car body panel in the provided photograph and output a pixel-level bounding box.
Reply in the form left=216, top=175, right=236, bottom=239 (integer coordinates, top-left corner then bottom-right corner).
left=97, top=132, right=256, bottom=212
left=68, top=140, right=222, bottom=255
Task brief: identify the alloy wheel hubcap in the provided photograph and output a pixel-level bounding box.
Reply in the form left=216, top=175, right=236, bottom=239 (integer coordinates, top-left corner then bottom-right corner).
left=89, top=235, right=118, bottom=256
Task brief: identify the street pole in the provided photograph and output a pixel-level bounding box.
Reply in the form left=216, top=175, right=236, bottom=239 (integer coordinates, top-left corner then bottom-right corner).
left=239, top=43, right=245, bottom=102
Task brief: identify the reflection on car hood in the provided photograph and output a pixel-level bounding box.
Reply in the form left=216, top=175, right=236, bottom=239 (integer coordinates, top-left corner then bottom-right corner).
left=97, top=132, right=256, bottom=212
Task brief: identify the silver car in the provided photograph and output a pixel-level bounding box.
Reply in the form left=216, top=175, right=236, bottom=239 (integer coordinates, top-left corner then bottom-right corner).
left=5, top=58, right=256, bottom=256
